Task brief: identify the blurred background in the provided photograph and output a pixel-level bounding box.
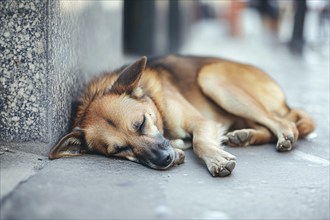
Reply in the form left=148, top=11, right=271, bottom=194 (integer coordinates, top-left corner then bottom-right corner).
left=123, top=0, right=329, bottom=57
left=58, top=0, right=330, bottom=75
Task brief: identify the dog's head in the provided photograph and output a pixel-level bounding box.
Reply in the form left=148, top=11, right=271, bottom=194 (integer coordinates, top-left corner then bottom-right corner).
left=49, top=57, right=184, bottom=169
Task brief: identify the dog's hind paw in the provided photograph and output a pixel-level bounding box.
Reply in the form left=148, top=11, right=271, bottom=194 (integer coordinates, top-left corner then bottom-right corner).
left=225, top=129, right=253, bottom=147
left=276, top=133, right=295, bottom=152
left=275, top=121, right=298, bottom=152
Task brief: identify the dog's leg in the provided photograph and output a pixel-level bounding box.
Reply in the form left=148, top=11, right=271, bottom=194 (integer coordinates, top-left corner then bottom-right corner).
left=225, top=125, right=275, bottom=147
left=190, top=120, right=237, bottom=177
left=284, top=108, right=316, bottom=138
left=164, top=91, right=236, bottom=177
left=203, top=85, right=298, bottom=151
left=198, top=63, right=299, bottom=151
left=170, top=139, right=192, bottom=150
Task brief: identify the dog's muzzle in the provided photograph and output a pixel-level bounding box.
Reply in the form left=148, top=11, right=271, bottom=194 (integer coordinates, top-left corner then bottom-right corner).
left=138, top=140, right=185, bottom=170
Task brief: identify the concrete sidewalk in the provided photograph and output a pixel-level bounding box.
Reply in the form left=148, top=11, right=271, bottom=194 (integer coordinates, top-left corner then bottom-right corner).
left=1, top=21, right=329, bottom=219
left=1, top=146, right=329, bottom=219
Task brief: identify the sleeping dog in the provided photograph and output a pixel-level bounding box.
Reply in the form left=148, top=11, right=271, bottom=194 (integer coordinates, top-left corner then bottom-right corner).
left=49, top=55, right=315, bottom=177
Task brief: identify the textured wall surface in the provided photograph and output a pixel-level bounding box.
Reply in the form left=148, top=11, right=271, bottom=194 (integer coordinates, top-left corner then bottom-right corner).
left=0, top=0, right=49, bottom=142
left=0, top=0, right=123, bottom=154
left=48, top=1, right=124, bottom=147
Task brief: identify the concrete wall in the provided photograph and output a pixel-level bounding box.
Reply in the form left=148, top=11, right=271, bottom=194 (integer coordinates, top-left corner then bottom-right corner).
left=0, top=0, right=124, bottom=155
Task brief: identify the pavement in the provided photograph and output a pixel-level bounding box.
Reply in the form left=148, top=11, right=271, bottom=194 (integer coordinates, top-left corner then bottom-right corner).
left=1, top=20, right=329, bottom=219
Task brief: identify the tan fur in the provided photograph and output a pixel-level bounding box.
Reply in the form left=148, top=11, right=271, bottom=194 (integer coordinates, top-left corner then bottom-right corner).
left=48, top=55, right=315, bottom=177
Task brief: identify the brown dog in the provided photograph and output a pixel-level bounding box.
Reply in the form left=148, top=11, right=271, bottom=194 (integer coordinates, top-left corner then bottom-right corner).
left=48, top=55, right=315, bottom=177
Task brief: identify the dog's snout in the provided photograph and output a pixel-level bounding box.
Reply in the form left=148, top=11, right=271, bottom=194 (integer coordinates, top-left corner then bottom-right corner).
left=154, top=140, right=173, bottom=167
left=158, top=139, right=170, bottom=149
left=135, top=138, right=175, bottom=169
left=157, top=151, right=172, bottom=167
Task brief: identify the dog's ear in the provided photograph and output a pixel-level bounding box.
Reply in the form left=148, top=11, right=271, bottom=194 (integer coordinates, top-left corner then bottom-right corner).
left=48, top=128, right=88, bottom=160
left=111, top=56, right=147, bottom=94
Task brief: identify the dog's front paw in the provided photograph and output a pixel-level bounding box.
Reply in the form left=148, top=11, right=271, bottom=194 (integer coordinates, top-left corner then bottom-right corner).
left=204, top=154, right=236, bottom=177
left=173, top=148, right=185, bottom=166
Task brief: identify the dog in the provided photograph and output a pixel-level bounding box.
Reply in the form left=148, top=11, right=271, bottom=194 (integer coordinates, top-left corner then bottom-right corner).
left=48, top=55, right=315, bottom=177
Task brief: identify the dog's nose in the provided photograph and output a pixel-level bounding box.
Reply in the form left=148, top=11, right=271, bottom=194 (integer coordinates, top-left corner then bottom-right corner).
left=157, top=151, right=172, bottom=167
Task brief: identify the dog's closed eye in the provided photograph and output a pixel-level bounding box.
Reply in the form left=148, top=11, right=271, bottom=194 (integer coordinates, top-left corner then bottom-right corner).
left=107, top=119, right=116, bottom=128
left=134, top=115, right=146, bottom=133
